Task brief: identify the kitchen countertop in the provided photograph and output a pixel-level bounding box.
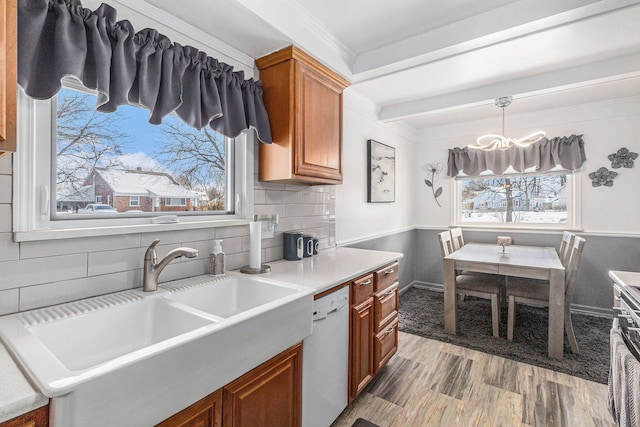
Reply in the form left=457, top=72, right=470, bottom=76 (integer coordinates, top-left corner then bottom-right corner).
left=0, top=344, right=48, bottom=423
left=0, top=246, right=402, bottom=423
left=255, top=246, right=403, bottom=294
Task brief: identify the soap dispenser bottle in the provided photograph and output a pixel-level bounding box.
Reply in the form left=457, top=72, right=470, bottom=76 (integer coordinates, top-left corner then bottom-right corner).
left=210, top=239, right=225, bottom=275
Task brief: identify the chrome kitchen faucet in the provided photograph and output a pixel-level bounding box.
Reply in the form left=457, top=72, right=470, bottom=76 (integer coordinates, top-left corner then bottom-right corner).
left=143, top=239, right=198, bottom=292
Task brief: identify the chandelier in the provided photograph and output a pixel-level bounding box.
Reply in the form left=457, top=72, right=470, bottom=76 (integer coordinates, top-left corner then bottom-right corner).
left=468, top=96, right=545, bottom=151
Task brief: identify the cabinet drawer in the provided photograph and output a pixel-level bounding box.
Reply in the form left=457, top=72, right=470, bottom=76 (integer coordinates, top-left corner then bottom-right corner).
left=374, top=283, right=398, bottom=332
left=351, top=273, right=374, bottom=306
left=374, top=317, right=398, bottom=373
left=374, top=262, right=398, bottom=292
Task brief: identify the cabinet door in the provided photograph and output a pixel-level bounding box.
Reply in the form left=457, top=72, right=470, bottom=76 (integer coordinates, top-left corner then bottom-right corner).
left=294, top=62, right=343, bottom=182
left=0, top=0, right=17, bottom=156
left=0, top=405, right=49, bottom=427
left=350, top=297, right=374, bottom=401
left=223, top=343, right=302, bottom=427
left=156, top=390, right=222, bottom=427
left=374, top=318, right=398, bottom=374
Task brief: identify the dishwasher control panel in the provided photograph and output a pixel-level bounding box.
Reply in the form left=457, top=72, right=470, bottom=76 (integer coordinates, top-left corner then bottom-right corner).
left=312, top=290, right=349, bottom=321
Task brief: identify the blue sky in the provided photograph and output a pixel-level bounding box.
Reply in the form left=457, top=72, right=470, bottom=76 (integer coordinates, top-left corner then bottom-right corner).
left=59, top=88, right=190, bottom=172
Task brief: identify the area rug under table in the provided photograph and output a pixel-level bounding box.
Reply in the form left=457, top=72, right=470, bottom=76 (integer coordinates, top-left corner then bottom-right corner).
left=398, top=287, right=611, bottom=384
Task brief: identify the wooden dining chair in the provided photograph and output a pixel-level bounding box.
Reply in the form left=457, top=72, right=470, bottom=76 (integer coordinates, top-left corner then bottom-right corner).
left=559, top=231, right=575, bottom=268
left=438, top=231, right=505, bottom=337
left=506, top=236, right=586, bottom=353
left=450, top=227, right=464, bottom=251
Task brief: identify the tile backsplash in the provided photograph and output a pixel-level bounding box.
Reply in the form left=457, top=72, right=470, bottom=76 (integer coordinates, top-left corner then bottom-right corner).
left=0, top=149, right=336, bottom=315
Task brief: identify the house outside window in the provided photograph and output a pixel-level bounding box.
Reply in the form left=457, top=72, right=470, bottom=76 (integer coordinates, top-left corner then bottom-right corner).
left=129, top=196, right=140, bottom=207
left=95, top=196, right=102, bottom=203
left=456, top=172, right=576, bottom=227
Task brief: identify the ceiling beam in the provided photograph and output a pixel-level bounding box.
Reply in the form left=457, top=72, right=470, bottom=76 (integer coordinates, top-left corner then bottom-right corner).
left=377, top=53, right=640, bottom=122
left=352, top=0, right=640, bottom=82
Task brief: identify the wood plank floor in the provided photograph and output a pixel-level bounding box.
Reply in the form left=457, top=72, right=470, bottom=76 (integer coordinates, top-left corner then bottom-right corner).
left=332, top=332, right=614, bottom=427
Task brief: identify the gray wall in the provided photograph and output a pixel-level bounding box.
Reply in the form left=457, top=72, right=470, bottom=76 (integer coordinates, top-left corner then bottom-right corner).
left=345, top=229, right=414, bottom=292
left=348, top=228, right=640, bottom=313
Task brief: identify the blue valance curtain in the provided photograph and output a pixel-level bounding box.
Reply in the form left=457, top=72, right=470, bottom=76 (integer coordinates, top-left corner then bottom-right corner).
left=17, top=0, right=273, bottom=143
left=447, top=134, right=586, bottom=177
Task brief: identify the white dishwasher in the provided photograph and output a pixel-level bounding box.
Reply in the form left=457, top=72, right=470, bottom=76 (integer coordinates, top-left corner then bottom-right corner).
left=302, top=285, right=350, bottom=427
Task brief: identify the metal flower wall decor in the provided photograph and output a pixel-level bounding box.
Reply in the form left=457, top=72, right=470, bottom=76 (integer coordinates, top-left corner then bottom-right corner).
left=608, top=147, right=638, bottom=169
left=423, top=162, right=443, bottom=207
left=588, top=167, right=618, bottom=187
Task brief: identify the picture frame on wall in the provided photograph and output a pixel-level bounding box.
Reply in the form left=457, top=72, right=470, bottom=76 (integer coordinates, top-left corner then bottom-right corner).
left=367, top=139, right=395, bottom=203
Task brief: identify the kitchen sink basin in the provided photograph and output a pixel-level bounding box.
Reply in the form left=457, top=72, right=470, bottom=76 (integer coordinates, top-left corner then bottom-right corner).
left=161, top=274, right=299, bottom=318
left=29, top=298, right=215, bottom=371
left=0, top=273, right=313, bottom=426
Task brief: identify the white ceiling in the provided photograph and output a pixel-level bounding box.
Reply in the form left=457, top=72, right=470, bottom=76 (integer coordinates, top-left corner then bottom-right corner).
left=139, top=0, right=640, bottom=133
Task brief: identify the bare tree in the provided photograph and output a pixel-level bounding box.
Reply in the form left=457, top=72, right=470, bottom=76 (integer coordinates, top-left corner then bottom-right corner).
left=56, top=90, right=129, bottom=196
left=154, top=120, right=227, bottom=210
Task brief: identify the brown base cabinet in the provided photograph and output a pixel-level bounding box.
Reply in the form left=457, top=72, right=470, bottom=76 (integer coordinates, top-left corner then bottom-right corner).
left=349, top=262, right=399, bottom=402
left=156, top=343, right=302, bottom=427
left=222, top=343, right=302, bottom=427
left=350, top=296, right=374, bottom=399
left=0, top=405, right=49, bottom=427
left=156, top=391, right=222, bottom=427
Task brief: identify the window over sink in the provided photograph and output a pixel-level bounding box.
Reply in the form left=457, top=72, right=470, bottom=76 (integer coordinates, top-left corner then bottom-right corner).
left=13, top=81, right=253, bottom=240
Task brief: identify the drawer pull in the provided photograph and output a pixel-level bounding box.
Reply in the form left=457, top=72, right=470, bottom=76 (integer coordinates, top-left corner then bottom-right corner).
left=384, top=269, right=394, bottom=275
left=359, top=279, right=372, bottom=286
left=383, top=289, right=395, bottom=298
left=383, top=327, right=395, bottom=337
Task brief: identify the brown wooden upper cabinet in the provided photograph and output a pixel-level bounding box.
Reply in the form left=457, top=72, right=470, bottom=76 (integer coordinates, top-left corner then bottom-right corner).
left=0, top=0, right=17, bottom=158
left=256, top=46, right=349, bottom=185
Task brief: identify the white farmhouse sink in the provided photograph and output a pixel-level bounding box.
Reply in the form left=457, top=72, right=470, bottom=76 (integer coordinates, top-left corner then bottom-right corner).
left=161, top=274, right=299, bottom=318
left=29, top=298, right=215, bottom=371
left=0, top=273, right=313, bottom=427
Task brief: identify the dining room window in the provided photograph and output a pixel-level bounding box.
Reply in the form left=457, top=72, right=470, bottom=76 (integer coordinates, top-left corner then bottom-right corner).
left=455, top=172, right=577, bottom=227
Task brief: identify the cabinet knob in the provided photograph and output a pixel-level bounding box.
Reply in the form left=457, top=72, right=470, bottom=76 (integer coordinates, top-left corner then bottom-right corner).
left=359, top=279, right=372, bottom=286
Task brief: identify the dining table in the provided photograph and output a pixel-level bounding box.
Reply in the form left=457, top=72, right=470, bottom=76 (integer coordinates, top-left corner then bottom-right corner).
left=443, top=242, right=566, bottom=359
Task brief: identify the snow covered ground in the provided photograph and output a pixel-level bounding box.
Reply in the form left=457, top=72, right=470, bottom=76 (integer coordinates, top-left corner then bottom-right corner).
left=461, top=211, right=567, bottom=224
